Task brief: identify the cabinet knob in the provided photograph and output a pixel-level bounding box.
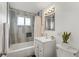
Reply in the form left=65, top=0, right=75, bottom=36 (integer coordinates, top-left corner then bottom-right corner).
left=73, top=53, right=76, bottom=56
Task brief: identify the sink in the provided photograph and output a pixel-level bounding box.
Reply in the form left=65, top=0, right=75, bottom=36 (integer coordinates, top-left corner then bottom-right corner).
left=35, top=37, right=54, bottom=43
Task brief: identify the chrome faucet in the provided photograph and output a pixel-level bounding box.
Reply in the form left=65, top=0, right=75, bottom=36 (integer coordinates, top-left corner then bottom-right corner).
left=46, top=33, right=48, bottom=39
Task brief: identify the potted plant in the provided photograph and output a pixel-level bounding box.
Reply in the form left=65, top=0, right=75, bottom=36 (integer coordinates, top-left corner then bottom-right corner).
left=62, top=32, right=71, bottom=43
left=51, top=36, right=55, bottom=40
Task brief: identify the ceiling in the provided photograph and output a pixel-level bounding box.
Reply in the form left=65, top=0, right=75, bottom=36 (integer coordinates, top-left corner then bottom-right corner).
left=9, top=2, right=54, bottom=14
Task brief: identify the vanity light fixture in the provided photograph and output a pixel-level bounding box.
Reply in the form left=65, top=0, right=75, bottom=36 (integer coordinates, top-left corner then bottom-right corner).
left=44, top=6, right=55, bottom=16
left=48, top=10, right=52, bottom=13
left=45, top=13, right=47, bottom=15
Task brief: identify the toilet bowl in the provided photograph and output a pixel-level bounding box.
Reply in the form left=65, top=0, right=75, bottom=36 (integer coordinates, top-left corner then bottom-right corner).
left=56, top=44, right=79, bottom=57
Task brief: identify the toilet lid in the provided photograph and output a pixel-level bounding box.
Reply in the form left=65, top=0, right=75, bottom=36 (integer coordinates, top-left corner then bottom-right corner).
left=56, top=44, right=78, bottom=54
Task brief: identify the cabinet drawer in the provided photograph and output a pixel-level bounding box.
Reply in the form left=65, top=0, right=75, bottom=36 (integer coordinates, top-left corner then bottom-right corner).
left=39, top=46, right=44, bottom=57
left=39, top=50, right=43, bottom=57
left=39, top=52, right=43, bottom=57
left=35, top=44, right=39, bottom=56
left=35, top=44, right=39, bottom=52
left=39, top=48, right=43, bottom=52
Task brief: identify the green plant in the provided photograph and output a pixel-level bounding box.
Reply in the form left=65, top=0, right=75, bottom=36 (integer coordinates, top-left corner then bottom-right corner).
left=51, top=36, right=55, bottom=39
left=62, top=32, right=71, bottom=43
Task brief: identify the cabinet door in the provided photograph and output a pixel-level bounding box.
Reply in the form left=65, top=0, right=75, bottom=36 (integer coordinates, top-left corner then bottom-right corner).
left=35, top=41, right=39, bottom=57
left=0, top=24, right=3, bottom=53
left=0, top=3, right=7, bottom=54
left=39, top=44, right=44, bottom=57
left=0, top=3, right=7, bottom=23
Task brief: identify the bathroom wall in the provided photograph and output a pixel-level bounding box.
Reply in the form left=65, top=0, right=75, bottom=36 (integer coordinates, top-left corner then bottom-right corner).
left=0, top=2, right=7, bottom=24
left=41, top=2, right=79, bottom=49
left=0, top=24, right=3, bottom=54
left=0, top=2, right=7, bottom=53
left=55, top=2, right=79, bottom=48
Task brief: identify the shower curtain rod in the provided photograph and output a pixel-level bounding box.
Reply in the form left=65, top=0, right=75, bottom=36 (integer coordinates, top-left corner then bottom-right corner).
left=9, top=7, right=36, bottom=16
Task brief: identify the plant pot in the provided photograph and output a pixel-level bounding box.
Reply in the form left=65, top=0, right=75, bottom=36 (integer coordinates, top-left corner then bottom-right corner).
left=51, top=36, right=55, bottom=40
left=61, top=42, right=71, bottom=48
left=63, top=41, right=68, bottom=43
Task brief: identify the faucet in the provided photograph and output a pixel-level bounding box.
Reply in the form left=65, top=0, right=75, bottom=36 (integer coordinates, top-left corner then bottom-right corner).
left=46, top=33, right=48, bottom=39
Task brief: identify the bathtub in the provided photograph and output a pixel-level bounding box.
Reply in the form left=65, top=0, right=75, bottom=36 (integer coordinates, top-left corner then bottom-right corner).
left=6, top=41, right=34, bottom=57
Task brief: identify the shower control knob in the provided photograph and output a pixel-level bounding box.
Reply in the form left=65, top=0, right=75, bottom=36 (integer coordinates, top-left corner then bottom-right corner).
left=73, top=53, right=76, bottom=56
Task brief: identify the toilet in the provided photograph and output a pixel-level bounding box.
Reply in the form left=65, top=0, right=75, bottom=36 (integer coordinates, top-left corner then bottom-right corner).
left=56, top=44, right=79, bottom=57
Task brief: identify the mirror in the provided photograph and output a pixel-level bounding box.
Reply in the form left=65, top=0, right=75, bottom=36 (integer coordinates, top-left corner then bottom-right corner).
left=45, top=13, right=55, bottom=31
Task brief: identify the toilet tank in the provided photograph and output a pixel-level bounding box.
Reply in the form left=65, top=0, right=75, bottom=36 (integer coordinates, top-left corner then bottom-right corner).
left=56, top=44, right=79, bottom=57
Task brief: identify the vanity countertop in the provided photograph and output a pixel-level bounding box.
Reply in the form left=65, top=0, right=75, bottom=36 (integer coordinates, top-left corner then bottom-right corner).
left=34, top=37, right=55, bottom=43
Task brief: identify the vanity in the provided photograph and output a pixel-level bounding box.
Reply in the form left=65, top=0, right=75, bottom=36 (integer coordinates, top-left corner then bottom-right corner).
left=34, top=37, right=56, bottom=57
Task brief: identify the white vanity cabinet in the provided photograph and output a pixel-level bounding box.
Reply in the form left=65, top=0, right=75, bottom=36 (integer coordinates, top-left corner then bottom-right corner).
left=34, top=37, right=56, bottom=57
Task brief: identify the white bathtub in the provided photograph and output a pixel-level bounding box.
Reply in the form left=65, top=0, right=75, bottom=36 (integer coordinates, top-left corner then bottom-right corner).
left=6, top=41, right=34, bottom=57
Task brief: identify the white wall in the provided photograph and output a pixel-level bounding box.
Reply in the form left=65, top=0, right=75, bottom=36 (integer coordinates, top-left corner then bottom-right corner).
left=55, top=2, right=79, bottom=48
left=0, top=2, right=7, bottom=24
left=0, top=24, right=3, bottom=53
left=0, top=2, right=7, bottom=53
left=41, top=2, right=79, bottom=49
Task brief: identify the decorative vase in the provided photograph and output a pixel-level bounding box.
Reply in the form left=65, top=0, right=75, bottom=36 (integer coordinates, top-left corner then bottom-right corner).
left=51, top=36, right=55, bottom=40
left=61, top=41, right=71, bottom=48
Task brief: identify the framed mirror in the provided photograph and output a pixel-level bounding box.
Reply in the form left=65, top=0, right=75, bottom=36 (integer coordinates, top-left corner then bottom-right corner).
left=45, top=13, right=55, bottom=31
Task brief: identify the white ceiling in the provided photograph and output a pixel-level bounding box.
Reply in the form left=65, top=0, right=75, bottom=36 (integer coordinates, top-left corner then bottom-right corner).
left=9, top=2, right=54, bottom=14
